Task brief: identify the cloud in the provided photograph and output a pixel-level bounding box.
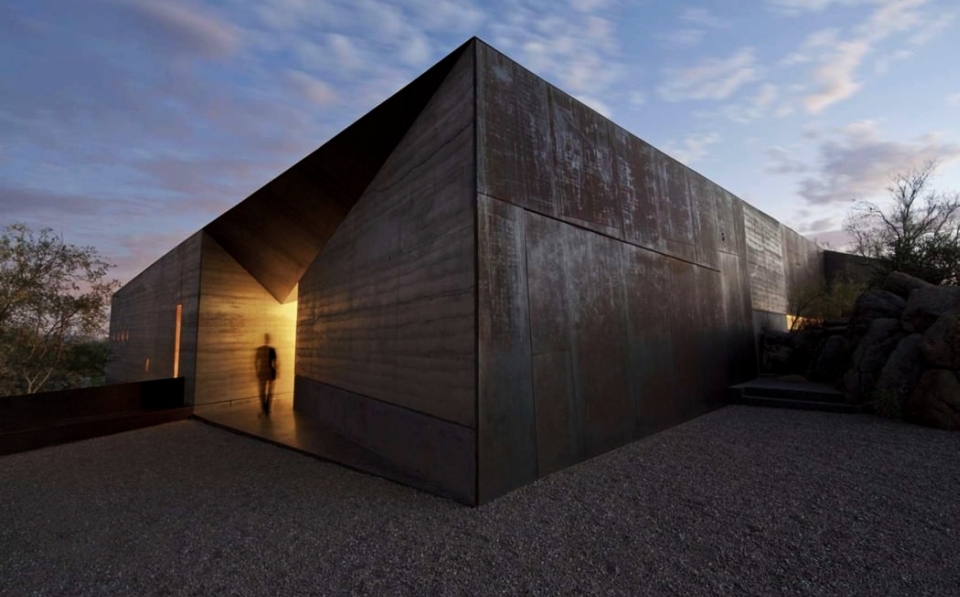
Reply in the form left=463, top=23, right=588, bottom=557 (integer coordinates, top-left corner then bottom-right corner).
left=659, top=48, right=758, bottom=101
left=112, top=0, right=241, bottom=59
left=766, top=0, right=868, bottom=17
left=798, top=217, right=838, bottom=234
left=663, top=133, right=721, bottom=165
left=679, top=7, right=732, bottom=28
left=805, top=40, right=870, bottom=112
left=629, top=91, right=646, bottom=109
left=491, top=3, right=624, bottom=108
left=766, top=146, right=808, bottom=174
left=791, top=0, right=951, bottom=113
left=812, top=229, right=855, bottom=250
left=947, top=92, right=960, bottom=106
left=287, top=71, right=339, bottom=104
left=792, top=120, right=960, bottom=204
left=578, top=96, right=612, bottom=117
left=658, top=29, right=704, bottom=49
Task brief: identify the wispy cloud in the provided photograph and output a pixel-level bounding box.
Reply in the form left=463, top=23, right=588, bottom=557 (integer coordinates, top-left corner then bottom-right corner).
left=659, top=48, right=758, bottom=101
left=777, top=0, right=954, bottom=113
left=491, top=1, right=624, bottom=112
left=765, top=146, right=808, bottom=174
left=790, top=120, right=960, bottom=204
left=679, top=7, right=733, bottom=28
left=657, top=29, right=704, bottom=49
left=287, top=70, right=339, bottom=105
left=111, top=0, right=241, bottom=59
left=663, top=132, right=721, bottom=165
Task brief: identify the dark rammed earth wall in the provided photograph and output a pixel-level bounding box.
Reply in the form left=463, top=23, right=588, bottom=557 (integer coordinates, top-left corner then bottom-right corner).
left=475, top=43, right=758, bottom=502
left=106, top=39, right=823, bottom=505
left=293, top=48, right=478, bottom=504
left=106, top=232, right=202, bottom=402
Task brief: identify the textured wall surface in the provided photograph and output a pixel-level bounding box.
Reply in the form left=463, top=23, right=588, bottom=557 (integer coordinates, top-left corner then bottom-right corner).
left=106, top=232, right=202, bottom=402
left=743, top=203, right=823, bottom=318
left=743, top=203, right=789, bottom=315
left=475, top=41, right=757, bottom=502
left=194, top=233, right=297, bottom=406
left=296, top=50, right=476, bottom=435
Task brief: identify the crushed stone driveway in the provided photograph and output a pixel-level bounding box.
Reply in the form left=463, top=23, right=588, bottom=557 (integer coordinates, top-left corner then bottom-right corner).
left=1, top=405, right=958, bottom=597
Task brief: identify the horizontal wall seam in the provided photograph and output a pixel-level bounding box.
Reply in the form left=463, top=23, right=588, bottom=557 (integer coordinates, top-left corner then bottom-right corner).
left=477, top=193, right=723, bottom=273
left=294, top=375, right=477, bottom=431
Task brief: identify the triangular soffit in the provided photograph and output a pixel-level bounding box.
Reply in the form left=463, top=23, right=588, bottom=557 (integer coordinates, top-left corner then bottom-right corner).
left=202, top=39, right=477, bottom=303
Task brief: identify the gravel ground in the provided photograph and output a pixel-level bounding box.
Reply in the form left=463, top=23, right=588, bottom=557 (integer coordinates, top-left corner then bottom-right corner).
left=1, top=405, right=958, bottom=597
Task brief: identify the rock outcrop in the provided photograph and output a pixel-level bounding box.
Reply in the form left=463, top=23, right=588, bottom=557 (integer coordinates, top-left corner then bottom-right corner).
left=761, top=271, right=960, bottom=431
left=901, top=286, right=960, bottom=332
left=919, top=309, right=960, bottom=369
left=906, top=370, right=960, bottom=431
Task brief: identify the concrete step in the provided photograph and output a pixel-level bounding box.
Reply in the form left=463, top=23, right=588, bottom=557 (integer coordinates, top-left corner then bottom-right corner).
left=0, top=407, right=194, bottom=456
left=730, top=379, right=847, bottom=403
left=728, top=378, right=865, bottom=414
left=736, top=395, right=866, bottom=414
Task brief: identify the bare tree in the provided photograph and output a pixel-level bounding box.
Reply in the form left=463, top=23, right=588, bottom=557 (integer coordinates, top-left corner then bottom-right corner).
left=0, top=224, right=120, bottom=395
left=843, top=161, right=960, bottom=285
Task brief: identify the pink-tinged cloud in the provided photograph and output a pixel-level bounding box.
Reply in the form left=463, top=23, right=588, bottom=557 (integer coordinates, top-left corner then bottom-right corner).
left=113, top=0, right=241, bottom=59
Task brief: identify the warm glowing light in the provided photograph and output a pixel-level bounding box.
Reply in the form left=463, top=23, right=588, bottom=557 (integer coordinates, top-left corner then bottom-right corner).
left=173, top=303, right=182, bottom=377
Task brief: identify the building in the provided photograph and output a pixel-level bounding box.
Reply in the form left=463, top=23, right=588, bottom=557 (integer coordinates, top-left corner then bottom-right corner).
left=106, top=38, right=824, bottom=505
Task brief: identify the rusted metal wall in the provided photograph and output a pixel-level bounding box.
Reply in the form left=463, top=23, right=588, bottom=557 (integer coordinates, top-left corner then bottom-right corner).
left=475, top=40, right=763, bottom=502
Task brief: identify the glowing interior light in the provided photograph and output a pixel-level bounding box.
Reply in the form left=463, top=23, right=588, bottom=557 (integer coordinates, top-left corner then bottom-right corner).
left=173, top=303, right=182, bottom=377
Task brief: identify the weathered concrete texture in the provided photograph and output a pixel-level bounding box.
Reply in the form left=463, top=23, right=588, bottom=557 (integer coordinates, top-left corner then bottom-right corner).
left=106, top=232, right=202, bottom=402
left=477, top=194, right=751, bottom=501
left=476, top=42, right=732, bottom=271
left=474, top=39, right=769, bottom=501
left=194, top=234, right=297, bottom=406
left=297, top=49, right=476, bottom=430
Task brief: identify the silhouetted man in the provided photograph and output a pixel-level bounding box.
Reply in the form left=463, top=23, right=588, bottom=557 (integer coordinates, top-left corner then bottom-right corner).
left=255, top=334, right=278, bottom=416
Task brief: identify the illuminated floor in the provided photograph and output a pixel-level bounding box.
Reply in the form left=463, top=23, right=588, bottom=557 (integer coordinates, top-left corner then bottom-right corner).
left=193, top=397, right=422, bottom=490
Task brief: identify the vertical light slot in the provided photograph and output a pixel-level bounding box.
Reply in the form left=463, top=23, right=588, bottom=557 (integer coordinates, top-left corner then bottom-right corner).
left=173, top=303, right=182, bottom=378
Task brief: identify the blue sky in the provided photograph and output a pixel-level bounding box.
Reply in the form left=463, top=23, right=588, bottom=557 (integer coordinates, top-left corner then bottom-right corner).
left=2, top=0, right=959, bottom=283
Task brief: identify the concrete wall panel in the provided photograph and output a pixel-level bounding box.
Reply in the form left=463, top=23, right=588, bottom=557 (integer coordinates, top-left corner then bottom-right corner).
left=106, top=232, right=202, bottom=402
left=294, top=376, right=476, bottom=504
left=477, top=194, right=538, bottom=503
left=297, top=49, right=476, bottom=428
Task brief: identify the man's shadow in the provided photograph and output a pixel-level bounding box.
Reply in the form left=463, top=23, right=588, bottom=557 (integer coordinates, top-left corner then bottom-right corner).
left=255, top=334, right=277, bottom=416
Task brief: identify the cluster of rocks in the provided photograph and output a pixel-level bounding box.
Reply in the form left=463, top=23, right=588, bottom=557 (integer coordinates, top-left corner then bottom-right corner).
left=762, top=272, right=960, bottom=430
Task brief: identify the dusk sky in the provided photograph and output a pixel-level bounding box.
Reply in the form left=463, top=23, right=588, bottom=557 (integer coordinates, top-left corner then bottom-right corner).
left=2, top=0, right=959, bottom=284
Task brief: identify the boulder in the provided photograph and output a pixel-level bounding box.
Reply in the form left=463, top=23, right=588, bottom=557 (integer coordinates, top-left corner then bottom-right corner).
left=881, top=271, right=934, bottom=299
left=875, top=334, right=926, bottom=415
left=906, top=370, right=960, bottom=431
left=846, top=318, right=905, bottom=399
left=902, top=285, right=960, bottom=333
left=850, top=290, right=906, bottom=335
left=919, top=309, right=960, bottom=369
left=811, top=335, right=854, bottom=383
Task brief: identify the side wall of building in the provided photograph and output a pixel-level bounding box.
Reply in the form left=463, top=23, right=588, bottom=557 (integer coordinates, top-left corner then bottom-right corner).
left=293, top=50, right=477, bottom=503
left=193, top=233, right=297, bottom=406
left=743, top=203, right=824, bottom=334
left=475, top=42, right=757, bottom=503
left=106, top=232, right=203, bottom=403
